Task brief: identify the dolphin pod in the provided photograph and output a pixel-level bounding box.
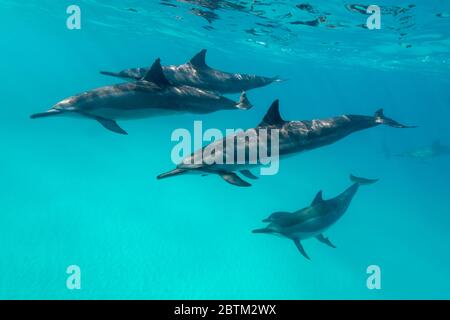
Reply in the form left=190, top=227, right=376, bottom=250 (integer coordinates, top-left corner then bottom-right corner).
left=100, top=49, right=282, bottom=94
left=30, top=58, right=252, bottom=135
left=32, top=49, right=418, bottom=261
left=158, top=100, right=416, bottom=187
left=253, top=175, right=378, bottom=260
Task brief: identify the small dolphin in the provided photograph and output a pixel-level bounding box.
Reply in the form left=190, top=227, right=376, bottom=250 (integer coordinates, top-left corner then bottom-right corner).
left=253, top=175, right=378, bottom=260
left=31, top=58, right=252, bottom=135
left=158, top=100, right=416, bottom=187
left=100, top=49, right=281, bottom=94
left=396, top=140, right=450, bottom=160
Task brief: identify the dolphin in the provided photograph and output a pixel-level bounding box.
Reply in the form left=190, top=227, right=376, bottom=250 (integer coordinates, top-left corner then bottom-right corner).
left=396, top=140, right=450, bottom=160
left=157, top=100, right=416, bottom=187
left=30, top=58, right=252, bottom=135
left=100, top=49, right=281, bottom=94
left=253, top=175, right=378, bottom=260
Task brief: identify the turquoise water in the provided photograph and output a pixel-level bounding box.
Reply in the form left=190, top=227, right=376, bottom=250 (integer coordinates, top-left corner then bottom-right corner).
left=1, top=0, right=449, bottom=299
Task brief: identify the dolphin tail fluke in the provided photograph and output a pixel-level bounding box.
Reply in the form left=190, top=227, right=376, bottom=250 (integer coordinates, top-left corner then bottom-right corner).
left=157, top=168, right=188, bottom=180
left=236, top=92, right=253, bottom=110
left=30, top=109, right=62, bottom=119
left=374, top=109, right=417, bottom=128
left=350, top=174, right=379, bottom=185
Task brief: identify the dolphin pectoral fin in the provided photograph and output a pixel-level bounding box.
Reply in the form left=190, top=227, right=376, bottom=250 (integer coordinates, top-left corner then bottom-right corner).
left=294, top=239, right=311, bottom=260
left=316, top=234, right=337, bottom=249
left=96, top=118, right=128, bottom=135
left=240, top=170, right=258, bottom=180
left=219, top=172, right=252, bottom=187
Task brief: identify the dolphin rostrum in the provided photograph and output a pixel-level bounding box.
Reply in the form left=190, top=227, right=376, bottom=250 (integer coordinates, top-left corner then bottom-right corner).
left=157, top=100, right=416, bottom=187
left=253, top=175, right=378, bottom=260
left=100, top=49, right=281, bottom=94
left=31, top=58, right=252, bottom=135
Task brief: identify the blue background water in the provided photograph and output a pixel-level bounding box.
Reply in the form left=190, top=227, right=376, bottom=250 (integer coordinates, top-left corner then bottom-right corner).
left=0, top=0, right=449, bottom=299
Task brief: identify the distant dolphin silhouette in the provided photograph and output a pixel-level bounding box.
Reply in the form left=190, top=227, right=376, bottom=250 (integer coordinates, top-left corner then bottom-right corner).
left=396, top=140, right=450, bottom=160
left=158, top=100, right=416, bottom=187
left=100, top=49, right=281, bottom=94
left=253, top=175, right=378, bottom=260
left=31, top=58, right=252, bottom=135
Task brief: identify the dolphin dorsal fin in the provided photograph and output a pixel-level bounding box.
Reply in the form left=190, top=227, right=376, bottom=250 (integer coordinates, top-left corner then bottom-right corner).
left=259, top=100, right=285, bottom=127
left=143, top=58, right=170, bottom=86
left=374, top=108, right=384, bottom=118
left=311, top=191, right=324, bottom=206
left=189, top=49, right=208, bottom=69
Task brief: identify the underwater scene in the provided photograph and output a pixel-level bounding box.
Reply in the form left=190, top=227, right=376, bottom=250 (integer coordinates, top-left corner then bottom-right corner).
left=1, top=0, right=449, bottom=299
